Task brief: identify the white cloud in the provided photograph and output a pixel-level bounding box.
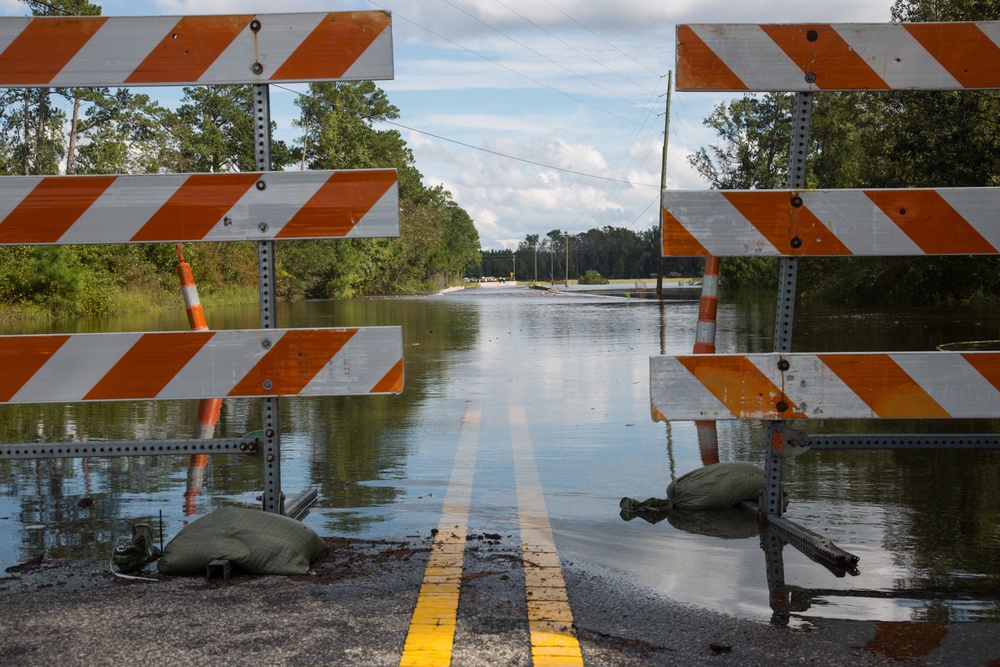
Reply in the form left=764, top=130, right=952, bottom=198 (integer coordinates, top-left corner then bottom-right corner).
left=0, top=0, right=903, bottom=249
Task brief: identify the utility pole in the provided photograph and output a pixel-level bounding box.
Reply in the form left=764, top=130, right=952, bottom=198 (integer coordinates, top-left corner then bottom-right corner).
left=300, top=112, right=310, bottom=171
left=550, top=242, right=554, bottom=285
left=532, top=244, right=538, bottom=283
left=656, top=70, right=672, bottom=300
left=563, top=232, right=570, bottom=286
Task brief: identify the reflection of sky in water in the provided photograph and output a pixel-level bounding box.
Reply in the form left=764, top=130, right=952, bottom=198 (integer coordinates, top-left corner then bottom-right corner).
left=1, top=289, right=998, bottom=626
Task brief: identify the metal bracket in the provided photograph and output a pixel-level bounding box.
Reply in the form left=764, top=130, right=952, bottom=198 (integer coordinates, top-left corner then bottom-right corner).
left=808, top=434, right=1000, bottom=450
left=284, top=489, right=319, bottom=521
left=746, top=501, right=860, bottom=575
left=0, top=437, right=259, bottom=460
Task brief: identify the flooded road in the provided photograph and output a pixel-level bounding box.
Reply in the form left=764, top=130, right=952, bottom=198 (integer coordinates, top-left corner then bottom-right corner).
left=0, top=285, right=998, bottom=630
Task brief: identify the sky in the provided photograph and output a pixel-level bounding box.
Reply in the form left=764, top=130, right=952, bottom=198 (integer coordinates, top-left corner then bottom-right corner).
left=0, top=0, right=895, bottom=249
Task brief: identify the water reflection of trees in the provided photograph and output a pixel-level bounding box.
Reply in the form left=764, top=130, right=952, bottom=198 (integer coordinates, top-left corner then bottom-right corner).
left=895, top=450, right=1000, bottom=622
left=0, top=298, right=482, bottom=562
left=688, top=363, right=1000, bottom=620
left=779, top=444, right=1000, bottom=622
left=715, top=292, right=1000, bottom=621
left=295, top=300, right=482, bottom=533
left=2, top=450, right=193, bottom=562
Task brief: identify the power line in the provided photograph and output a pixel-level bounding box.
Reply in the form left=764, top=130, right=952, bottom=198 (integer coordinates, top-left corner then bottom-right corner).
left=541, top=0, right=661, bottom=77
left=437, top=0, right=644, bottom=107
left=565, top=76, right=667, bottom=235
left=491, top=0, right=655, bottom=95
left=270, top=83, right=659, bottom=188
left=443, top=3, right=670, bottom=235
left=364, top=0, right=667, bottom=231
left=366, top=0, right=647, bottom=128
left=627, top=194, right=660, bottom=229
left=671, top=95, right=702, bottom=154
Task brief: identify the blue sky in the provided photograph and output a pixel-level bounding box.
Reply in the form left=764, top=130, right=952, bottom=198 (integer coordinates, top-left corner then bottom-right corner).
left=0, top=0, right=893, bottom=248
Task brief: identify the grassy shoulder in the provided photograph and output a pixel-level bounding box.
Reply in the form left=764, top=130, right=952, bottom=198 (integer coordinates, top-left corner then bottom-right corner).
left=0, top=284, right=261, bottom=329
left=605, top=278, right=698, bottom=285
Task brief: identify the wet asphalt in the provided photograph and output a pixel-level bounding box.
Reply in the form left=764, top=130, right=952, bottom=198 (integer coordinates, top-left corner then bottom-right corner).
left=2, top=535, right=989, bottom=667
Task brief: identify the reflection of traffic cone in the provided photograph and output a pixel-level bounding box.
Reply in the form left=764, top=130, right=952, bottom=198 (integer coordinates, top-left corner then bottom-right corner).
left=694, top=257, right=720, bottom=465
left=176, top=244, right=222, bottom=515
left=696, top=421, right=720, bottom=466
left=195, top=398, right=223, bottom=440
left=184, top=398, right=223, bottom=514
left=184, top=454, right=208, bottom=516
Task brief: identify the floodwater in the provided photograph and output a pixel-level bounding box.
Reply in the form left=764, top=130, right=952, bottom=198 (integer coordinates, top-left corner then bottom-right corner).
left=1, top=284, right=998, bottom=629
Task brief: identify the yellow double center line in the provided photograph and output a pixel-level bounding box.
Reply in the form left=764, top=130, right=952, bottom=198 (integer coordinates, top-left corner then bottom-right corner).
left=400, top=403, right=480, bottom=666
left=509, top=402, right=584, bottom=666
left=399, top=398, right=583, bottom=666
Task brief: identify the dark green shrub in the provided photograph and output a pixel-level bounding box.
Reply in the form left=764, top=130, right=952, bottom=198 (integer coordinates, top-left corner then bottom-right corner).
left=578, top=270, right=609, bottom=285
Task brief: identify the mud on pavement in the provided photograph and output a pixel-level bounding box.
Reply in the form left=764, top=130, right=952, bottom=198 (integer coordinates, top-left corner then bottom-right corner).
left=0, top=535, right=913, bottom=666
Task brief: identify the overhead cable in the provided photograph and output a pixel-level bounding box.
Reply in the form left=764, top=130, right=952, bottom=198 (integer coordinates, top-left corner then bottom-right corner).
left=366, top=0, right=649, bottom=127
left=271, top=83, right=660, bottom=188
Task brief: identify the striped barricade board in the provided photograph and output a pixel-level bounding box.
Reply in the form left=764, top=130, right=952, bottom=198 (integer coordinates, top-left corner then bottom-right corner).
left=662, top=188, right=1000, bottom=257
left=0, top=11, right=392, bottom=87
left=677, top=22, right=1000, bottom=91
left=650, top=351, right=1000, bottom=421
left=0, top=328, right=403, bottom=404
left=0, top=169, right=398, bottom=244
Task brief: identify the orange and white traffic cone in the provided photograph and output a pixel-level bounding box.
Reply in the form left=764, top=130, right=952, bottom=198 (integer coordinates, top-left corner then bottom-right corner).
left=176, top=244, right=209, bottom=332
left=692, top=256, right=719, bottom=355
left=694, top=256, right=721, bottom=465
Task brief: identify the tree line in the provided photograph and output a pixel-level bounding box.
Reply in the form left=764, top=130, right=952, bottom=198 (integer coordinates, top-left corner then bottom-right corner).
left=477, top=227, right=702, bottom=282
left=0, top=0, right=481, bottom=319
left=689, top=0, right=1000, bottom=305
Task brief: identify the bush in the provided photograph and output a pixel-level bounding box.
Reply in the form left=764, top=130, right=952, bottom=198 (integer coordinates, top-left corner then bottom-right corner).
left=578, top=270, right=609, bottom=285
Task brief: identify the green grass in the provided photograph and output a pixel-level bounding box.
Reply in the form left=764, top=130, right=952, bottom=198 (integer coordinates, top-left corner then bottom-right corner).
left=0, top=284, right=259, bottom=327
left=200, top=285, right=260, bottom=306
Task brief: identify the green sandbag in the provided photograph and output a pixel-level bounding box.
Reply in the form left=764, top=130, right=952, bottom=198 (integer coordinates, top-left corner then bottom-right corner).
left=665, top=462, right=763, bottom=510
left=158, top=506, right=328, bottom=576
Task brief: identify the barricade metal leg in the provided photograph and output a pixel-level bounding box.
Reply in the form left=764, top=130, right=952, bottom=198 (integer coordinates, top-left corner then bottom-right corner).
left=763, top=422, right=786, bottom=517
left=760, top=530, right=789, bottom=626
left=254, top=83, right=283, bottom=514
left=763, top=92, right=812, bottom=517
